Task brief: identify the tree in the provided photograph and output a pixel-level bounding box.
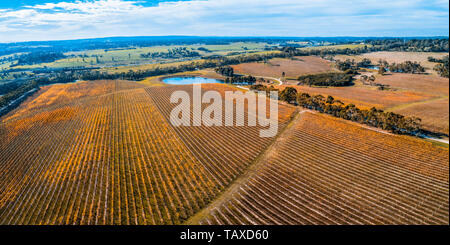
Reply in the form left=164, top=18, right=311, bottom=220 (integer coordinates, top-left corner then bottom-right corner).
left=326, top=95, right=335, bottom=104
left=357, top=58, right=372, bottom=67
left=215, top=66, right=234, bottom=77
left=434, top=63, right=449, bottom=78
left=280, top=87, right=298, bottom=103
left=389, top=61, right=426, bottom=74
left=431, top=55, right=449, bottom=78
left=298, top=72, right=354, bottom=87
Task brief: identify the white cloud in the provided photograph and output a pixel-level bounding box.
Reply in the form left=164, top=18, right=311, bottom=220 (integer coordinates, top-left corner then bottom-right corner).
left=31, top=0, right=141, bottom=12
left=0, top=0, right=448, bottom=42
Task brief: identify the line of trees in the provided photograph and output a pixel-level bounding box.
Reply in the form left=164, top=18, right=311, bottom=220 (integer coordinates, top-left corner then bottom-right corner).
left=336, top=58, right=427, bottom=74
left=224, top=75, right=256, bottom=85
left=13, top=52, right=67, bottom=66
left=197, top=47, right=212, bottom=53
left=365, top=39, right=449, bottom=52
left=0, top=80, right=25, bottom=95
left=140, top=47, right=200, bottom=59
left=215, top=66, right=234, bottom=77
left=250, top=85, right=423, bottom=136
left=297, top=39, right=449, bottom=61
left=334, top=59, right=373, bottom=74
left=0, top=81, right=38, bottom=112
left=215, top=66, right=256, bottom=84
left=388, top=61, right=426, bottom=74
left=0, top=54, right=21, bottom=63
left=297, top=72, right=354, bottom=87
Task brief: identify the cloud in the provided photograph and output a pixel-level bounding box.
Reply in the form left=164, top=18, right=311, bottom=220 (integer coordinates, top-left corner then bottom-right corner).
left=0, top=0, right=448, bottom=42
left=30, top=0, right=141, bottom=12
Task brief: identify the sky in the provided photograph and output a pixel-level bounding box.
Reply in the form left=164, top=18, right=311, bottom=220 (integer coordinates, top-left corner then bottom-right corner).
left=0, top=0, right=448, bottom=43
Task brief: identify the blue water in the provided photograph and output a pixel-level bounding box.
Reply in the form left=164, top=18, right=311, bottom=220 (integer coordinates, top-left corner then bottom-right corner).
left=366, top=66, right=390, bottom=71
left=162, top=77, right=223, bottom=85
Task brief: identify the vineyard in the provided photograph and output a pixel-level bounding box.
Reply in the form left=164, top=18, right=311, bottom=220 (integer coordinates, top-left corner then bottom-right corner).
left=0, top=80, right=295, bottom=224
left=145, top=84, right=297, bottom=189
left=196, top=112, right=449, bottom=225
left=0, top=80, right=448, bottom=225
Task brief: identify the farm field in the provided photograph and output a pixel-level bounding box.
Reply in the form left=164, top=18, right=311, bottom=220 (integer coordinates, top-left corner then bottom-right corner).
left=0, top=80, right=296, bottom=225
left=335, top=51, right=448, bottom=75
left=232, top=56, right=334, bottom=79
left=0, top=78, right=448, bottom=225
left=280, top=84, right=436, bottom=109
left=102, top=50, right=282, bottom=74
left=5, top=42, right=271, bottom=71
left=391, top=97, right=449, bottom=135
left=195, top=111, right=449, bottom=225
left=233, top=53, right=448, bottom=135
left=368, top=73, right=449, bottom=134
left=280, top=79, right=449, bottom=135
left=7, top=48, right=199, bottom=70
left=0, top=40, right=449, bottom=226
left=233, top=58, right=444, bottom=110
left=190, top=42, right=269, bottom=55
left=372, top=73, right=449, bottom=96
left=145, top=84, right=297, bottom=188
left=0, top=0, right=448, bottom=232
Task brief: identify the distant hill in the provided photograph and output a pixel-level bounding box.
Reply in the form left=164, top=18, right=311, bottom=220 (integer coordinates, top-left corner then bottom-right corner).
left=2, top=36, right=447, bottom=56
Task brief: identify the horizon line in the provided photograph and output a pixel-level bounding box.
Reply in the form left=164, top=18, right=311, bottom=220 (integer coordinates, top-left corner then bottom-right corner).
left=1, top=35, right=449, bottom=45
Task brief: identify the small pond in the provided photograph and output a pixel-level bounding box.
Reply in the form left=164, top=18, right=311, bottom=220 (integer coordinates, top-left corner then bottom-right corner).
left=162, top=77, right=223, bottom=85
left=365, top=66, right=390, bottom=71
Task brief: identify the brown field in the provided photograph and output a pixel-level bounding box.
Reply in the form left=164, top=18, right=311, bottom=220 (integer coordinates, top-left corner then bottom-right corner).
left=0, top=80, right=296, bottom=225
left=365, top=73, right=449, bottom=134
left=281, top=80, right=449, bottom=135
left=196, top=112, right=449, bottom=225
left=232, top=56, right=334, bottom=79
left=335, top=51, right=448, bottom=75
left=231, top=53, right=448, bottom=135
left=392, top=97, right=449, bottom=135
left=373, top=73, right=449, bottom=96
left=280, top=84, right=435, bottom=109
left=367, top=73, right=448, bottom=134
